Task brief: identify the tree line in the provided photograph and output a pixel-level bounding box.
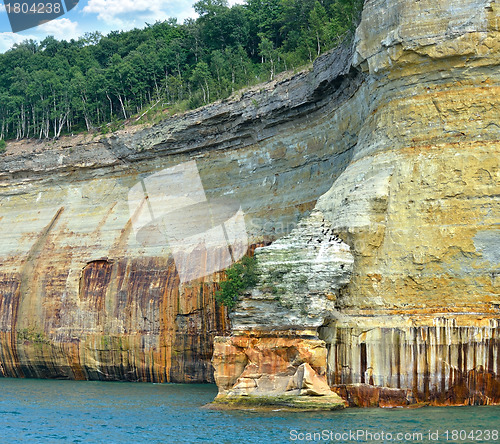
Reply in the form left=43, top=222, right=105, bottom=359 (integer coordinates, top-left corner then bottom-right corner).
left=0, top=0, right=363, bottom=141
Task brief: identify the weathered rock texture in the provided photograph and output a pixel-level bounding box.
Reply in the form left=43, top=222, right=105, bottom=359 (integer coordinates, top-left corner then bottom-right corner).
left=214, top=0, right=500, bottom=406
left=212, top=210, right=353, bottom=405
left=212, top=332, right=346, bottom=410
left=321, top=317, right=500, bottom=407
left=0, top=0, right=498, bottom=407
left=318, top=0, right=500, bottom=406
left=0, top=38, right=360, bottom=381
left=231, top=210, right=354, bottom=331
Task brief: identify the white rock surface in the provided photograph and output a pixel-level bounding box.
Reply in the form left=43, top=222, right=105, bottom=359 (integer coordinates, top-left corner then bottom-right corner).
left=231, top=210, right=353, bottom=330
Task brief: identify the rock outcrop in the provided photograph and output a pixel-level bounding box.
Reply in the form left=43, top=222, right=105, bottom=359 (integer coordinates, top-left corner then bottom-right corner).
left=213, top=0, right=500, bottom=407
left=0, top=0, right=498, bottom=409
left=211, top=333, right=346, bottom=410
left=231, top=210, right=353, bottom=331
left=212, top=210, right=353, bottom=407
left=319, top=0, right=500, bottom=406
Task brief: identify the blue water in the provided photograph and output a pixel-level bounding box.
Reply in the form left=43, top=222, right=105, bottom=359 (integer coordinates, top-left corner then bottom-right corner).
left=0, top=379, right=498, bottom=443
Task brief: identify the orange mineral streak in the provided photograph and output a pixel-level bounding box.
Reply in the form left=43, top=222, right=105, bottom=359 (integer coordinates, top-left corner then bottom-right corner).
left=0, top=248, right=231, bottom=382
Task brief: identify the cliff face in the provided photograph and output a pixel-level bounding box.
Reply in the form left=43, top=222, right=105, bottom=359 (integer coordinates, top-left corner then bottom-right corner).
left=213, top=0, right=500, bottom=406
left=319, top=0, right=500, bottom=406
left=0, top=0, right=498, bottom=406
left=0, top=45, right=361, bottom=381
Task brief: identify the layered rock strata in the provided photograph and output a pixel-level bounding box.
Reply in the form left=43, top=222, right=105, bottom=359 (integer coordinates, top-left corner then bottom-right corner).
left=231, top=210, right=354, bottom=331
left=0, top=0, right=498, bottom=407
left=212, top=211, right=352, bottom=407
left=319, top=0, right=500, bottom=406
left=214, top=0, right=500, bottom=406
left=0, top=41, right=362, bottom=381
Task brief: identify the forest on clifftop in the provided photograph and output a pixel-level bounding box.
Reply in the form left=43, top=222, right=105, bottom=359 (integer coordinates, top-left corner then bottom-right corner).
left=0, top=0, right=362, bottom=142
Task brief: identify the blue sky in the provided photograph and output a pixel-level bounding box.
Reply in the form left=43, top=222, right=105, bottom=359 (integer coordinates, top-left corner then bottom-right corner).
left=0, top=0, right=243, bottom=53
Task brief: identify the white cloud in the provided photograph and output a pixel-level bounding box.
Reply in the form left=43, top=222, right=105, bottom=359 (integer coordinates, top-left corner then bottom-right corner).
left=0, top=0, right=247, bottom=53
left=80, top=0, right=248, bottom=35
left=0, top=19, right=80, bottom=53
left=37, top=18, right=81, bottom=41
left=83, top=0, right=196, bottom=24
left=0, top=31, right=38, bottom=53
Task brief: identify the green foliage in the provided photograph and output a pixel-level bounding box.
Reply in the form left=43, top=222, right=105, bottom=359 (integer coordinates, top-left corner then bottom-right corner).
left=0, top=0, right=364, bottom=141
left=100, top=115, right=123, bottom=134
left=0, top=139, right=5, bottom=153
left=17, top=327, right=50, bottom=344
left=215, top=255, right=258, bottom=309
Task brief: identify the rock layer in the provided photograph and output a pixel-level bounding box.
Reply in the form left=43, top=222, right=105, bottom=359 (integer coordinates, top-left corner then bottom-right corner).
left=215, top=0, right=500, bottom=406
left=212, top=332, right=346, bottom=409
left=0, top=40, right=361, bottom=381
left=212, top=210, right=353, bottom=404
left=0, top=0, right=498, bottom=407
left=316, top=0, right=500, bottom=405
left=321, top=317, right=500, bottom=406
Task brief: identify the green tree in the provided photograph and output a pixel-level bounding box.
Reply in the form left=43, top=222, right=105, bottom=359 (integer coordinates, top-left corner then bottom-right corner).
left=215, top=256, right=258, bottom=309
left=194, top=0, right=228, bottom=17
left=258, top=34, right=278, bottom=80
left=310, top=1, right=328, bottom=56
left=190, top=61, right=212, bottom=104
left=0, top=0, right=363, bottom=140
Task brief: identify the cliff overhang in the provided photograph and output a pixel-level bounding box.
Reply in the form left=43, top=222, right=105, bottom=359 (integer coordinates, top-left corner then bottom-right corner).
left=0, top=0, right=499, bottom=409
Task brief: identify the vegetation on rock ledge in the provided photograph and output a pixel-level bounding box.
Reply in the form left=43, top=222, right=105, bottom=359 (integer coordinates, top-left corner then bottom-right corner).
left=215, top=255, right=258, bottom=309
left=17, top=327, right=51, bottom=344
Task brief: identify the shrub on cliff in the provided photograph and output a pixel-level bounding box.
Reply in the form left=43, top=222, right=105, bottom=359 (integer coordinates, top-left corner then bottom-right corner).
left=215, top=256, right=258, bottom=309
left=0, top=139, right=5, bottom=154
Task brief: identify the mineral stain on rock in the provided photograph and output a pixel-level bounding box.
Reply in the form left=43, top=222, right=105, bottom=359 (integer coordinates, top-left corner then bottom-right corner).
left=0, top=0, right=499, bottom=409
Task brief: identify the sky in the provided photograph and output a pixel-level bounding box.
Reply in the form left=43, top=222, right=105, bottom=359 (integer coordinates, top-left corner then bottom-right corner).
left=0, top=0, right=243, bottom=53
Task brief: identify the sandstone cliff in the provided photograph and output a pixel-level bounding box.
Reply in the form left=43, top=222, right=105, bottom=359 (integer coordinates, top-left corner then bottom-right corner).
left=0, top=42, right=360, bottom=381
left=0, top=0, right=499, bottom=408
left=213, top=0, right=500, bottom=406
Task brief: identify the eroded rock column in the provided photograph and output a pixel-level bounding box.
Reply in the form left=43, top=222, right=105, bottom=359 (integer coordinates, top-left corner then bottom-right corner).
left=212, top=211, right=353, bottom=409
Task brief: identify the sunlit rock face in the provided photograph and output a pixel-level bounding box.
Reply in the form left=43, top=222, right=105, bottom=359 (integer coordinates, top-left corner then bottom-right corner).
left=313, top=0, right=500, bottom=406
left=212, top=334, right=333, bottom=397
left=215, top=0, right=500, bottom=406
left=0, top=0, right=498, bottom=406
left=0, top=40, right=362, bottom=381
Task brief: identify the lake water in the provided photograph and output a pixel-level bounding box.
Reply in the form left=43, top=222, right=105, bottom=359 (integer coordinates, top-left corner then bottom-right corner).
left=0, top=378, right=498, bottom=443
